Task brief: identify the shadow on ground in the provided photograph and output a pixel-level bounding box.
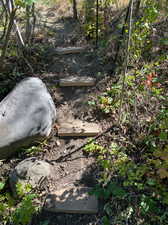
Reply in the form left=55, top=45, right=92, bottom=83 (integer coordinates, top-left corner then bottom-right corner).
left=32, top=162, right=104, bottom=225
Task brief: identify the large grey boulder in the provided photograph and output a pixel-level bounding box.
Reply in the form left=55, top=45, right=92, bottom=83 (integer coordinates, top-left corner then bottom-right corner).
left=0, top=77, right=56, bottom=159
left=9, top=157, right=51, bottom=193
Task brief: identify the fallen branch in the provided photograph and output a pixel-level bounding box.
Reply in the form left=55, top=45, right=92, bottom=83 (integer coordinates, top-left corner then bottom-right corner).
left=53, top=124, right=119, bottom=163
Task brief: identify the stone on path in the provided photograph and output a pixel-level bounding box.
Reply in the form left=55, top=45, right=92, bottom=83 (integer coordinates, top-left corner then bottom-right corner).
left=0, top=77, right=56, bottom=159
left=9, top=157, right=51, bottom=194
left=55, top=47, right=85, bottom=55
left=45, top=186, right=98, bottom=214
left=58, top=121, right=100, bottom=137
left=59, top=76, right=96, bottom=87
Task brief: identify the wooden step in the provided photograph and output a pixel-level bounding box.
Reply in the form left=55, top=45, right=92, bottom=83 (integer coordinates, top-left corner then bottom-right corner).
left=44, top=186, right=98, bottom=214
left=58, top=121, right=100, bottom=137
left=59, top=76, right=96, bottom=87
left=55, top=47, right=85, bottom=55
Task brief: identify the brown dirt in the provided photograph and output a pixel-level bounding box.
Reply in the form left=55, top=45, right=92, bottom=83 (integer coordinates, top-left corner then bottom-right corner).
left=32, top=9, right=109, bottom=225
left=1, top=4, right=167, bottom=225
left=0, top=6, right=112, bottom=225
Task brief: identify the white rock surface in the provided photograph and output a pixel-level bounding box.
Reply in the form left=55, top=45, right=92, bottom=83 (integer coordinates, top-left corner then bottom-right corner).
left=0, top=77, right=56, bottom=159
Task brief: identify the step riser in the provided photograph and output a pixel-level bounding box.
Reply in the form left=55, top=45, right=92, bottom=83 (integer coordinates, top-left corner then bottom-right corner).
left=59, top=76, right=95, bottom=87
left=58, top=122, right=100, bottom=137
left=45, top=187, right=98, bottom=214
left=55, top=47, right=85, bottom=55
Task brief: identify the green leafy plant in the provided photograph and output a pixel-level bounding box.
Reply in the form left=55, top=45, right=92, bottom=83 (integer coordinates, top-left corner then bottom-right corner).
left=86, top=11, right=168, bottom=220
left=130, top=0, right=159, bottom=64
left=0, top=181, right=39, bottom=225
left=20, top=140, right=47, bottom=156
left=11, top=193, right=37, bottom=225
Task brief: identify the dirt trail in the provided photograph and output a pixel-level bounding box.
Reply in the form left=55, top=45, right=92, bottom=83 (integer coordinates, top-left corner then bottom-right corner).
left=31, top=10, right=106, bottom=225
left=37, top=18, right=102, bottom=190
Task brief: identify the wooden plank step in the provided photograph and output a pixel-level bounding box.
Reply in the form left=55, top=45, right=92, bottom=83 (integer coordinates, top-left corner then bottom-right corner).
left=59, top=76, right=96, bottom=87
left=44, top=186, right=98, bottom=214
left=55, top=47, right=85, bottom=55
left=58, top=121, right=100, bottom=137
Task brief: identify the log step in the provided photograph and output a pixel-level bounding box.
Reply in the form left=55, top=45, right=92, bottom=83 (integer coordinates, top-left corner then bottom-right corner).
left=55, top=47, right=85, bottom=55
left=59, top=76, right=96, bottom=87
left=58, top=121, right=100, bottom=137
left=44, top=186, right=98, bottom=214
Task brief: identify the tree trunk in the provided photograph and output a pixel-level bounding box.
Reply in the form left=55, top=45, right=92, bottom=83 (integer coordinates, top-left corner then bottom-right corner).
left=103, top=0, right=108, bottom=37
left=0, top=2, right=8, bottom=41
left=95, top=0, right=99, bottom=48
left=134, top=0, right=141, bottom=18
left=2, top=0, right=25, bottom=48
left=25, top=5, right=32, bottom=44
left=0, top=8, right=16, bottom=68
left=72, top=0, right=77, bottom=20
left=31, top=3, right=36, bottom=41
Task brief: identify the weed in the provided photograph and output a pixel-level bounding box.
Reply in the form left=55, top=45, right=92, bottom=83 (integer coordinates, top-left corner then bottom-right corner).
left=86, top=3, right=168, bottom=220
left=0, top=181, right=39, bottom=225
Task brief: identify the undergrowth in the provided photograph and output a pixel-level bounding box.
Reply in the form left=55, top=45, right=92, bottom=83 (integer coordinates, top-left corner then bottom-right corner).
left=0, top=182, right=39, bottom=225
left=85, top=1, right=168, bottom=224
left=86, top=57, right=168, bottom=225
left=0, top=0, right=167, bottom=224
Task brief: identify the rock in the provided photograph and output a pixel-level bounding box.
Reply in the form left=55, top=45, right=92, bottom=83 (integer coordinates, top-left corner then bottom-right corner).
left=0, top=77, right=56, bottom=159
left=9, top=157, right=51, bottom=193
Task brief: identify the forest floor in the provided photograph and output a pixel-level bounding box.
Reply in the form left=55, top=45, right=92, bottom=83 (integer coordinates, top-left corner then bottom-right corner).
left=33, top=11, right=113, bottom=225
left=1, top=3, right=167, bottom=225
left=0, top=5, right=115, bottom=225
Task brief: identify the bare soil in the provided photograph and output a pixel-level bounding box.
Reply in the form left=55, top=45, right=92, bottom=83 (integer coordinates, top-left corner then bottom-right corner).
left=0, top=6, right=112, bottom=225
left=33, top=9, right=112, bottom=224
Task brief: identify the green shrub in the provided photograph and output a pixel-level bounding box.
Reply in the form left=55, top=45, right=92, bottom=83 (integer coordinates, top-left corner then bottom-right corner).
left=0, top=181, right=39, bottom=225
